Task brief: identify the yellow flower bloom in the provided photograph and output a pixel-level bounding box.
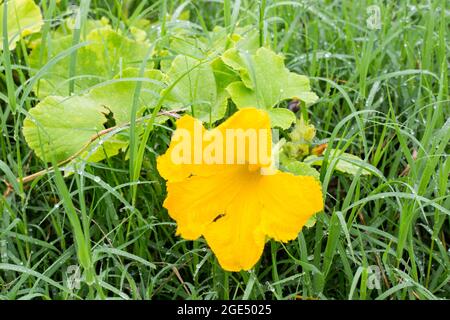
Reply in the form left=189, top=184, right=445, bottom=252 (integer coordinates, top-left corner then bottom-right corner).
left=157, top=108, right=324, bottom=272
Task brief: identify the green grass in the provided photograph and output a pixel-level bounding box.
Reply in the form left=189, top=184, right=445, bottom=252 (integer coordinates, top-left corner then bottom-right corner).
left=0, top=0, right=449, bottom=300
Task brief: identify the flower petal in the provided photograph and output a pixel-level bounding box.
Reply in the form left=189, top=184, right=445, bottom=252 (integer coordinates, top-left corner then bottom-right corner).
left=214, top=108, right=272, bottom=169
left=157, top=108, right=273, bottom=183
left=258, top=172, right=323, bottom=242
left=203, top=191, right=266, bottom=272
left=158, top=108, right=324, bottom=272
left=157, top=115, right=205, bottom=182
left=163, top=166, right=248, bottom=240
left=216, top=107, right=271, bottom=132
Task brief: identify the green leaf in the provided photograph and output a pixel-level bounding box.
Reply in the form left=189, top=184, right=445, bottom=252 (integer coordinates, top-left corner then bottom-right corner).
left=211, top=57, right=240, bottom=92
left=23, top=68, right=165, bottom=163
left=211, top=57, right=240, bottom=108
left=226, top=82, right=296, bottom=129
left=162, top=55, right=227, bottom=123
left=29, top=26, right=152, bottom=98
left=220, top=29, right=260, bottom=76
left=86, top=27, right=152, bottom=77
left=267, top=108, right=297, bottom=130
left=167, top=35, right=209, bottom=60
left=284, top=161, right=321, bottom=180
left=225, top=81, right=256, bottom=107
left=89, top=68, right=165, bottom=124
left=23, top=96, right=106, bottom=163
left=52, top=16, right=110, bottom=38
left=0, top=0, right=43, bottom=50
left=161, top=26, right=259, bottom=71
left=304, top=149, right=372, bottom=176
left=304, top=215, right=317, bottom=228
left=83, top=135, right=129, bottom=163
left=224, top=47, right=318, bottom=128
left=222, top=49, right=253, bottom=87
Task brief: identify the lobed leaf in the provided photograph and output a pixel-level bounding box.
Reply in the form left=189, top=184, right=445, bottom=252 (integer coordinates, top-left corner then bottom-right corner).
left=23, top=95, right=106, bottom=162
left=0, top=0, right=43, bottom=50
left=29, top=26, right=152, bottom=98
left=162, top=54, right=228, bottom=123
left=224, top=47, right=318, bottom=129
left=24, top=68, right=165, bottom=163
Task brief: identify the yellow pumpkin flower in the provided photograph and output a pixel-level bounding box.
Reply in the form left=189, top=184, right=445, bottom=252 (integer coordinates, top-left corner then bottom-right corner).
left=157, top=108, right=324, bottom=272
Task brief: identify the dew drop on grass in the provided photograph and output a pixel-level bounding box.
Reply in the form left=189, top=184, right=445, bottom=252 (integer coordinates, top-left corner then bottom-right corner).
left=94, top=176, right=101, bottom=183
left=54, top=203, right=60, bottom=209
left=120, top=205, right=134, bottom=212
left=265, top=281, right=275, bottom=292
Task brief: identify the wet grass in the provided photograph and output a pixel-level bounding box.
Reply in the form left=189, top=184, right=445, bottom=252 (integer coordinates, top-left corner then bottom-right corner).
left=0, top=0, right=448, bottom=299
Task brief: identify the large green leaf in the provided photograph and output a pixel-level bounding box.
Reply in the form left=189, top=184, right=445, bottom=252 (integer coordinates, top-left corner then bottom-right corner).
left=211, top=58, right=240, bottom=93
left=89, top=68, right=165, bottom=124
left=24, top=68, right=165, bottom=163
left=162, top=55, right=228, bottom=123
left=266, top=108, right=296, bottom=130
left=23, top=95, right=106, bottom=162
left=160, top=26, right=259, bottom=72
left=224, top=47, right=318, bottom=129
left=29, top=26, right=152, bottom=98
left=52, top=16, right=110, bottom=38
left=86, top=27, right=152, bottom=78
left=211, top=57, right=240, bottom=111
left=0, top=0, right=43, bottom=50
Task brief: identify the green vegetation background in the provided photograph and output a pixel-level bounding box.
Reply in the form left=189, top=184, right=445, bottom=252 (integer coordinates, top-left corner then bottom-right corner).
left=0, top=0, right=449, bottom=299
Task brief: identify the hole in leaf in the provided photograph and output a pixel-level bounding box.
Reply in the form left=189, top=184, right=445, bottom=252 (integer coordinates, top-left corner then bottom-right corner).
left=102, top=106, right=116, bottom=129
